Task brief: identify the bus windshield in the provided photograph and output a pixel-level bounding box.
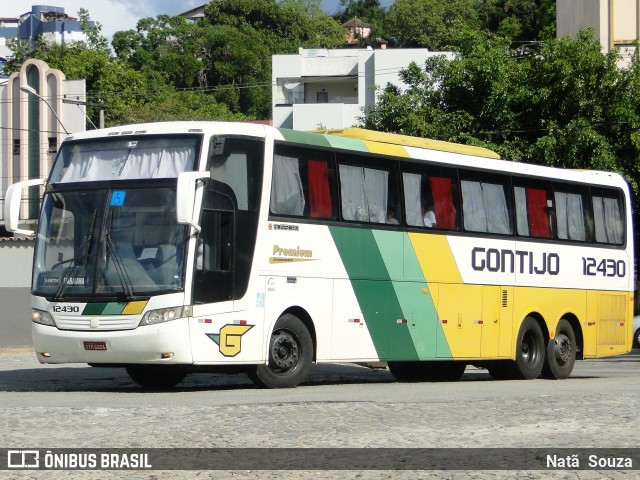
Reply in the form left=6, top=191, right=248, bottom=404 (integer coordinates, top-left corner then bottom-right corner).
left=49, top=135, right=199, bottom=184
left=33, top=187, right=188, bottom=299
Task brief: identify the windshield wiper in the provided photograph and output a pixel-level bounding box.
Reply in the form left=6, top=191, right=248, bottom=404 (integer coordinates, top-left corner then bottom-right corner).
left=53, top=210, right=97, bottom=301
left=104, top=232, right=134, bottom=299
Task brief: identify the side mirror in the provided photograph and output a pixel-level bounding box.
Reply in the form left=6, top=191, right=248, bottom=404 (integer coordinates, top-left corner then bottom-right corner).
left=176, top=171, right=210, bottom=233
left=4, top=178, right=45, bottom=236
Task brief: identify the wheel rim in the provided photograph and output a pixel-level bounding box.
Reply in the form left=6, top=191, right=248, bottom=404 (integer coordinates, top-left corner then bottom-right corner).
left=269, top=330, right=300, bottom=374
left=554, top=332, right=572, bottom=365
left=521, top=330, right=541, bottom=366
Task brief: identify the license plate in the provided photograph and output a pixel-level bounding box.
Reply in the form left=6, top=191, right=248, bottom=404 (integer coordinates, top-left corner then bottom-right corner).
left=83, top=341, right=107, bottom=351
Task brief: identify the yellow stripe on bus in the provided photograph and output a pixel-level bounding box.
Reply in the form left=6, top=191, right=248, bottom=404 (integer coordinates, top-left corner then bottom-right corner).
left=408, top=233, right=462, bottom=284
left=122, top=301, right=148, bottom=315
left=362, top=140, right=409, bottom=157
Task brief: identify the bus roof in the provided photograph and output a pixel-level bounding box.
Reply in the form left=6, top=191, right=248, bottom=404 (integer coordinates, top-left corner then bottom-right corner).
left=317, top=128, right=501, bottom=160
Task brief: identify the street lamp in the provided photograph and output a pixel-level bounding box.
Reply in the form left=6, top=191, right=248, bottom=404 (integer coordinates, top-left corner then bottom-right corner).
left=20, top=84, right=70, bottom=135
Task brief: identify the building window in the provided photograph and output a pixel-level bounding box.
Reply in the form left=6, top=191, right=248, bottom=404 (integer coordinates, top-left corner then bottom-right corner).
left=48, top=137, right=57, bottom=154
left=316, top=91, right=328, bottom=103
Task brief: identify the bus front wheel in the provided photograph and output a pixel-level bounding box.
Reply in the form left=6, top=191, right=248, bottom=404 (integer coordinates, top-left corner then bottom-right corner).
left=248, top=314, right=313, bottom=388
left=125, top=365, right=187, bottom=389
left=541, top=319, right=576, bottom=379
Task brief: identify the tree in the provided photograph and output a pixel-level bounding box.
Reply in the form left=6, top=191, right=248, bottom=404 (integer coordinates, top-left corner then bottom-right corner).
left=385, top=0, right=480, bottom=49
left=111, top=0, right=345, bottom=120
left=112, top=15, right=202, bottom=90
left=477, top=0, right=556, bottom=41
left=77, top=8, right=109, bottom=54
left=362, top=30, right=640, bottom=194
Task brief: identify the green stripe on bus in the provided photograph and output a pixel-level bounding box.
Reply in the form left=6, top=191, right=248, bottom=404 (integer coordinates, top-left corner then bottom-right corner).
left=102, top=302, right=128, bottom=315
left=323, top=135, right=370, bottom=152
left=371, top=230, right=451, bottom=359
left=329, top=226, right=419, bottom=361
left=82, top=303, right=107, bottom=315
left=397, top=232, right=452, bottom=358
left=277, top=129, right=332, bottom=148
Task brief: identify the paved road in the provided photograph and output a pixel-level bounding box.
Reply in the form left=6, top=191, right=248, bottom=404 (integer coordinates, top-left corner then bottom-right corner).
left=0, top=348, right=639, bottom=479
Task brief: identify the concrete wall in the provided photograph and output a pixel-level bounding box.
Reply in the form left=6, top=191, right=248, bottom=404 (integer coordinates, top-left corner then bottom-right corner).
left=0, top=239, right=33, bottom=346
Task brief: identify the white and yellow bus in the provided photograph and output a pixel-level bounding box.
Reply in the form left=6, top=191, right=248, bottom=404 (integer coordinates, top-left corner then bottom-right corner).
left=4, top=122, right=634, bottom=388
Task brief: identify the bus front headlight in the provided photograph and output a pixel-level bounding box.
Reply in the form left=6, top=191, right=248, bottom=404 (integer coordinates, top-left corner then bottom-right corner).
left=32, top=309, right=56, bottom=327
left=138, top=307, right=184, bottom=327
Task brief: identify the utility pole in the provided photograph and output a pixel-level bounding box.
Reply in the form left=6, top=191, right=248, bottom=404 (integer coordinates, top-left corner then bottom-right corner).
left=63, top=95, right=107, bottom=129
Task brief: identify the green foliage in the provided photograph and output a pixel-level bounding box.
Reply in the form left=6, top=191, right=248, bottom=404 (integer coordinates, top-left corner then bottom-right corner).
left=363, top=30, right=640, bottom=195
left=115, top=90, right=246, bottom=124
left=385, top=0, right=480, bottom=49
left=477, top=0, right=555, bottom=41
left=77, top=8, right=110, bottom=54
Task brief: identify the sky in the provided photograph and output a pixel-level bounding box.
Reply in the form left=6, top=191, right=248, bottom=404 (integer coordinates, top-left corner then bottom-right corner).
left=5, top=1, right=343, bottom=42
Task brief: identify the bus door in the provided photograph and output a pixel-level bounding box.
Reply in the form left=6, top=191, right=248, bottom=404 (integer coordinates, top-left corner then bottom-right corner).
left=189, top=136, right=265, bottom=362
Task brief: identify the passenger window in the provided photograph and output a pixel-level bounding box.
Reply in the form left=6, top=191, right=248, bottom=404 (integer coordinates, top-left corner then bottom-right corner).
left=270, top=154, right=305, bottom=216
left=553, top=187, right=589, bottom=241
left=514, top=185, right=552, bottom=238
left=461, top=178, right=511, bottom=234
left=402, top=170, right=458, bottom=230
left=338, top=159, right=399, bottom=225
left=208, top=136, right=263, bottom=211
left=592, top=190, right=624, bottom=245
left=269, top=144, right=336, bottom=219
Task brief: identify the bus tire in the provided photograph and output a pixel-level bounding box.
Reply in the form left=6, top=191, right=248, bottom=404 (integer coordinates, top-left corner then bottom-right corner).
left=512, top=316, right=545, bottom=379
left=388, top=361, right=466, bottom=382
left=126, top=365, right=187, bottom=389
left=248, top=314, right=312, bottom=388
left=541, top=319, right=576, bottom=380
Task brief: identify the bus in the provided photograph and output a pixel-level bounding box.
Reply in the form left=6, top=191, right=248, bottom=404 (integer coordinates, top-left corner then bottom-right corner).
left=4, top=121, right=634, bottom=388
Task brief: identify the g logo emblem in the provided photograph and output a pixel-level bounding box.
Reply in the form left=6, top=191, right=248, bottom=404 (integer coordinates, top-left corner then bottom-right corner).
left=207, top=324, right=254, bottom=357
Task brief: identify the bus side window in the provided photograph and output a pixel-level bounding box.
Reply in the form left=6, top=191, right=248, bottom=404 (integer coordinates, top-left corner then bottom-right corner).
left=307, top=159, right=333, bottom=219
left=429, top=176, right=457, bottom=230
left=592, top=190, right=624, bottom=245
left=270, top=154, right=305, bottom=216
left=270, top=144, right=337, bottom=220
left=461, top=178, right=511, bottom=234
left=554, top=187, right=589, bottom=241
left=514, top=185, right=552, bottom=239
left=338, top=162, right=399, bottom=224
left=402, top=167, right=459, bottom=231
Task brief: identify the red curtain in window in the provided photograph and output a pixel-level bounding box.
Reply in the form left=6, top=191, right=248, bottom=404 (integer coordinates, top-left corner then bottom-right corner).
left=308, top=160, right=332, bottom=219
left=429, top=176, right=456, bottom=229
left=526, top=188, right=550, bottom=238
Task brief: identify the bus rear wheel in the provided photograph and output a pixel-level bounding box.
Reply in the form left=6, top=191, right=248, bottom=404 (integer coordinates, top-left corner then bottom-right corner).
left=248, top=314, right=313, bottom=388
left=126, top=365, right=187, bottom=389
left=388, top=361, right=466, bottom=382
left=542, top=319, right=576, bottom=379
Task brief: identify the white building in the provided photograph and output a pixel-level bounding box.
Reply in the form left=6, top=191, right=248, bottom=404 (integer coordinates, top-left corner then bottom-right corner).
left=557, top=0, right=640, bottom=67
left=272, top=47, right=454, bottom=131
left=0, top=59, right=87, bottom=230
